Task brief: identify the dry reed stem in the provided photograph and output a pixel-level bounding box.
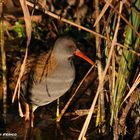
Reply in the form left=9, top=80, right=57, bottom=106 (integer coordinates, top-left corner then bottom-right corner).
left=94, top=0, right=113, bottom=27
left=121, top=72, right=140, bottom=105
left=94, top=0, right=105, bottom=130
left=95, top=0, right=102, bottom=127
left=95, top=0, right=102, bottom=90
left=12, top=0, right=32, bottom=118
left=78, top=1, right=123, bottom=139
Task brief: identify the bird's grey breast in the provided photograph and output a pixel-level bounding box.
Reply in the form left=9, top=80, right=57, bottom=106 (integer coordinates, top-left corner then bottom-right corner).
left=29, top=58, right=75, bottom=106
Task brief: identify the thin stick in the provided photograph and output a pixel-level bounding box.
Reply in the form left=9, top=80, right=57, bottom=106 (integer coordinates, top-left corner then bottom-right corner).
left=94, top=0, right=113, bottom=27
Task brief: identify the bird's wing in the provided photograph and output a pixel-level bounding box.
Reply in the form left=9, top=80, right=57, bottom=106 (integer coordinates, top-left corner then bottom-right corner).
left=13, top=51, right=57, bottom=83
left=32, top=51, right=57, bottom=82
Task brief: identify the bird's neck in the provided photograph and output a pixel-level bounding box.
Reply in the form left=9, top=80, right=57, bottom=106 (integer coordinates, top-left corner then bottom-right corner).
left=52, top=47, right=69, bottom=63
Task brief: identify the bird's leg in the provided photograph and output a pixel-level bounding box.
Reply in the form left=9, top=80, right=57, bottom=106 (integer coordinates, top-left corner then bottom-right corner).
left=31, top=108, right=34, bottom=127
left=24, top=104, right=34, bottom=127
left=24, top=103, right=30, bottom=121
left=23, top=103, right=30, bottom=138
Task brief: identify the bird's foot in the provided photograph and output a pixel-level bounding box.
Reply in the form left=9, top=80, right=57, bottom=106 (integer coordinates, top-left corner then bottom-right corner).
left=23, top=103, right=35, bottom=127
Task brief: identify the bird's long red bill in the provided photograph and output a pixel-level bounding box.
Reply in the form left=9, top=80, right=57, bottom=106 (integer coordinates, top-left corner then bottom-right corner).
left=74, top=49, right=94, bottom=65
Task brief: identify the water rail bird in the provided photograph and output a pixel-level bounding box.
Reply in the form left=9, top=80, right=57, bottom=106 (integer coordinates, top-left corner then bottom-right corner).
left=12, top=36, right=94, bottom=126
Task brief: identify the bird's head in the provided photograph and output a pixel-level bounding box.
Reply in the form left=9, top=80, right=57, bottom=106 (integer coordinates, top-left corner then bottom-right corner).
left=53, top=37, right=94, bottom=65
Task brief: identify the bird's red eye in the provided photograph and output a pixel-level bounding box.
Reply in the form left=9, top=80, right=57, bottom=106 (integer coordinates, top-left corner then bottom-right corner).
left=68, top=45, right=76, bottom=52
left=68, top=45, right=74, bottom=48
